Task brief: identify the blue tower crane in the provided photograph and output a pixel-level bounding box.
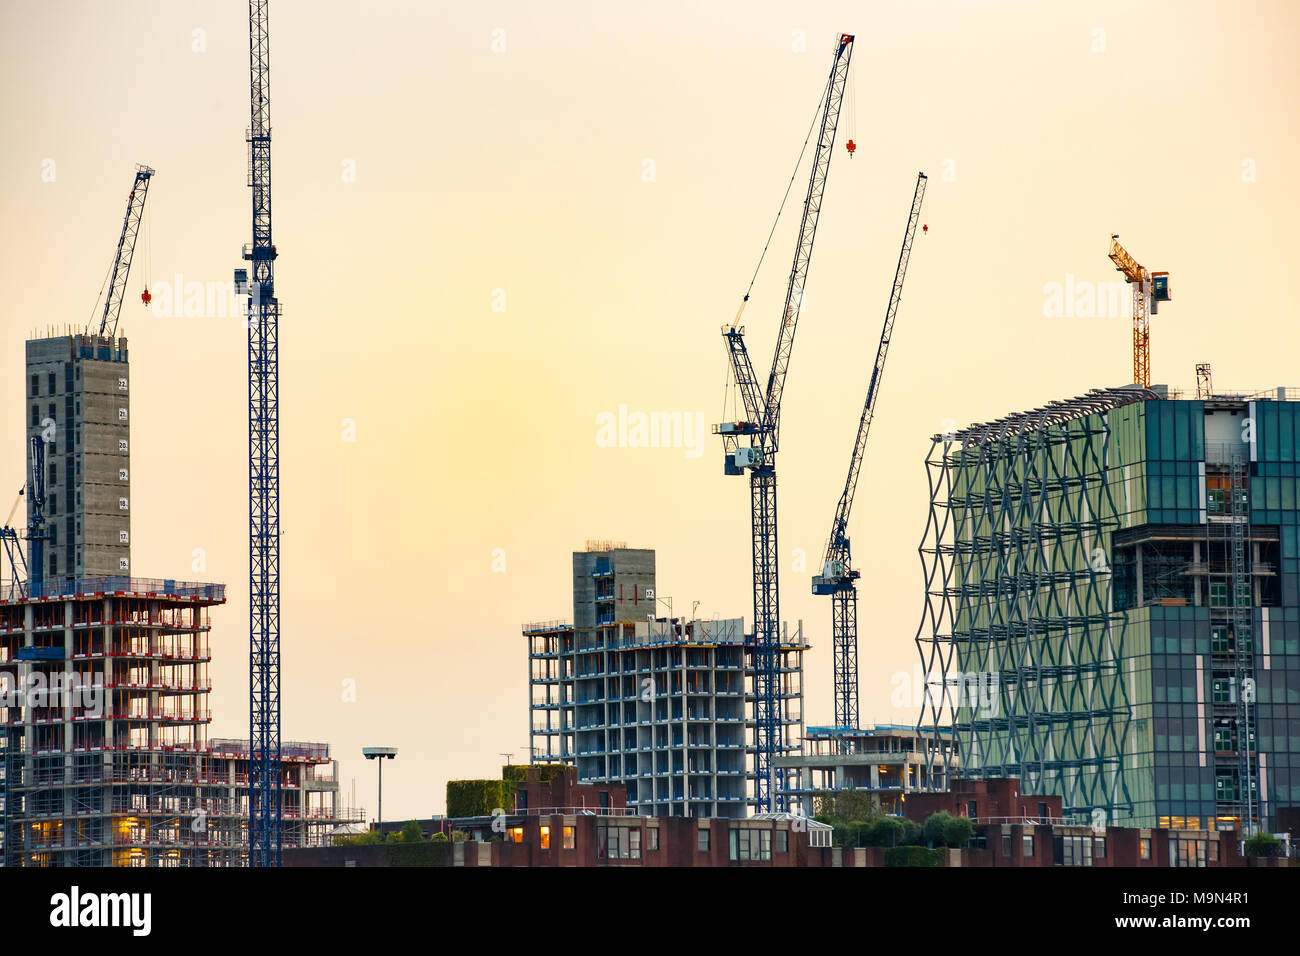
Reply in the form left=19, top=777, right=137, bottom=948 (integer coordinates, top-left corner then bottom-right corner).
left=236, top=0, right=283, bottom=867
left=811, top=172, right=927, bottom=737
left=715, top=33, right=854, bottom=812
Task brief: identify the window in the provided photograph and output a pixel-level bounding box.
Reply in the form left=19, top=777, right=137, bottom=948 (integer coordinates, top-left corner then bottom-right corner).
left=1210, top=583, right=1228, bottom=608
left=1237, top=626, right=1252, bottom=653
left=775, top=829, right=788, bottom=854
left=1023, top=834, right=1035, bottom=857
left=1139, top=837, right=1151, bottom=860
left=50, top=462, right=57, bottom=485
left=729, top=828, right=773, bottom=862
left=31, top=405, right=39, bottom=427
left=599, top=825, right=640, bottom=860
left=967, top=800, right=978, bottom=819
left=49, top=553, right=57, bottom=575
left=31, top=375, right=39, bottom=397
left=697, top=827, right=710, bottom=853
left=808, top=827, right=831, bottom=848
left=49, top=525, right=58, bottom=546
left=647, top=827, right=659, bottom=851
left=1038, top=802, right=1048, bottom=823
left=1060, top=834, right=1093, bottom=867
left=1002, top=832, right=1012, bottom=857
left=48, top=494, right=57, bottom=515
left=539, top=826, right=550, bottom=850
left=1095, top=837, right=1106, bottom=860
left=563, top=826, right=575, bottom=850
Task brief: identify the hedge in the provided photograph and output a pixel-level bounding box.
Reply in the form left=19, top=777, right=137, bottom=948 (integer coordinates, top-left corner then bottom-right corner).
left=884, top=845, right=946, bottom=867
left=386, top=841, right=452, bottom=867
left=446, top=779, right=510, bottom=818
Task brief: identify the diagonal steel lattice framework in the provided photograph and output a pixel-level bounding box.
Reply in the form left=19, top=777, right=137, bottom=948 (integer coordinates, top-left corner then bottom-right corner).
left=915, top=387, right=1158, bottom=822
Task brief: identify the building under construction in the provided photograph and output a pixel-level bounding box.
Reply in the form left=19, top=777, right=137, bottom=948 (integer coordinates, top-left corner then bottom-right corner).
left=0, top=333, right=360, bottom=866
left=916, top=384, right=1300, bottom=833
left=527, top=544, right=806, bottom=816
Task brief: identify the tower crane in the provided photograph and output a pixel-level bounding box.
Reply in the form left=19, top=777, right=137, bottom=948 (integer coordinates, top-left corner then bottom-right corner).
left=812, top=172, right=927, bottom=737
left=715, top=33, right=854, bottom=812
left=96, top=165, right=155, bottom=339
left=1107, top=235, right=1171, bottom=388
left=236, top=0, right=283, bottom=866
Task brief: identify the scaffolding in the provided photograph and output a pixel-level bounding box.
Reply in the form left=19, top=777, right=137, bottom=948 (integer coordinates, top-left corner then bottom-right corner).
left=0, top=578, right=359, bottom=866
left=915, top=388, right=1155, bottom=823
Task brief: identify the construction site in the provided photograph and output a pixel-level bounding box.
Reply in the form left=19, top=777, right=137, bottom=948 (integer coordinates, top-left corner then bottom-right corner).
left=0, top=1, right=363, bottom=866
left=2, top=2, right=1297, bottom=891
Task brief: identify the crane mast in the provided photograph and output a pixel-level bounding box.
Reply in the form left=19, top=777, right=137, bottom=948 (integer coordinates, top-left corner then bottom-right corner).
left=25, top=438, right=47, bottom=597
left=717, top=33, right=853, bottom=812
left=97, top=165, right=154, bottom=339
left=239, top=0, right=283, bottom=867
left=812, top=172, right=927, bottom=734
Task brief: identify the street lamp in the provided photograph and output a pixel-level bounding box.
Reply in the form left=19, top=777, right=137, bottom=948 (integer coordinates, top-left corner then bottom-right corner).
left=362, top=747, right=397, bottom=838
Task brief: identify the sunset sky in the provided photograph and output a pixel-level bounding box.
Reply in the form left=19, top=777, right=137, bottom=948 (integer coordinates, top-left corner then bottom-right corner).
left=2, top=0, right=1298, bottom=820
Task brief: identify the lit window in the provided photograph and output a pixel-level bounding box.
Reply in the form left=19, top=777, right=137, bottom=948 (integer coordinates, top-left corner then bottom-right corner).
left=509, top=827, right=523, bottom=844
left=539, top=826, right=550, bottom=850
left=563, top=826, right=575, bottom=850
left=1139, top=837, right=1151, bottom=860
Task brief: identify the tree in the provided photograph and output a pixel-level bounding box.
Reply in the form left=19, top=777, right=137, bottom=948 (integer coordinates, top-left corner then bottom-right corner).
left=923, top=811, right=951, bottom=848
left=814, top=790, right=880, bottom=824
left=942, top=814, right=974, bottom=848
left=400, top=820, right=426, bottom=844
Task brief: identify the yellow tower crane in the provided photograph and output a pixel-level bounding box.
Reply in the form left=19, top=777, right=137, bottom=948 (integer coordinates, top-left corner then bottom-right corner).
left=1108, top=234, right=1171, bottom=387
left=1112, top=236, right=1175, bottom=390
